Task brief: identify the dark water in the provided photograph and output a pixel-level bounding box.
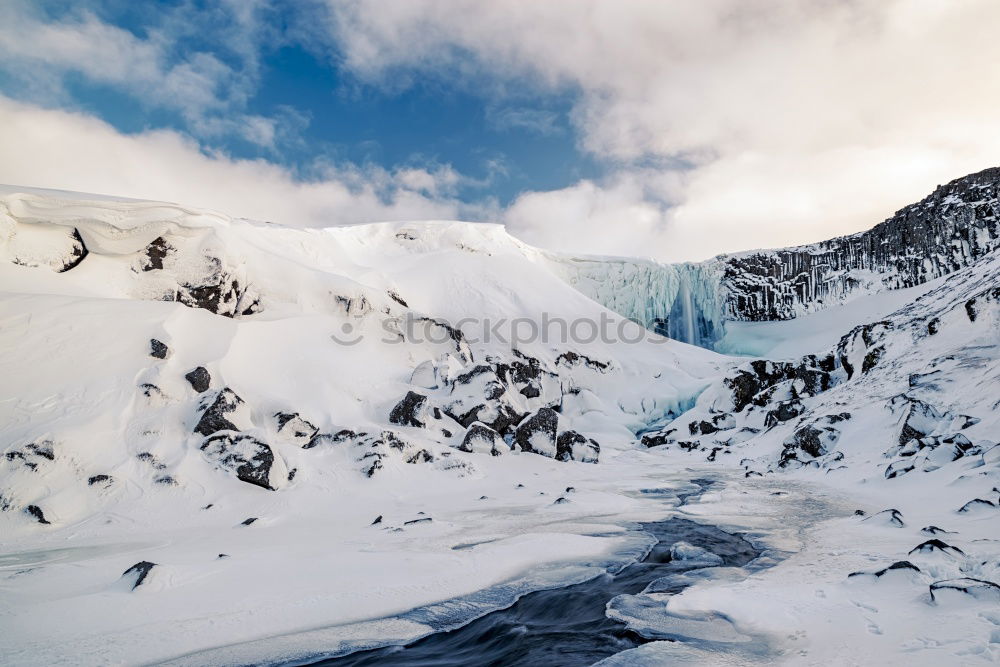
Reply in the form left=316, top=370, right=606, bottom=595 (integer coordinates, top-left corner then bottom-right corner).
left=315, top=509, right=758, bottom=667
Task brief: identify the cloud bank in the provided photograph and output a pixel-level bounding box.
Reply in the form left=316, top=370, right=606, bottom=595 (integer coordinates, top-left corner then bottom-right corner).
left=0, top=96, right=477, bottom=226
left=327, top=0, right=1000, bottom=260
left=2, top=1, right=999, bottom=261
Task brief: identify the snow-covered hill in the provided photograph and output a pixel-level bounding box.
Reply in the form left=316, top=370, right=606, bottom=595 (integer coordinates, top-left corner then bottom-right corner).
left=1, top=180, right=998, bottom=665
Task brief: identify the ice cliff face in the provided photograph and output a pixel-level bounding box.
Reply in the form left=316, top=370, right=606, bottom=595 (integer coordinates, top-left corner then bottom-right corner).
left=549, top=167, right=1000, bottom=348
left=542, top=256, right=727, bottom=349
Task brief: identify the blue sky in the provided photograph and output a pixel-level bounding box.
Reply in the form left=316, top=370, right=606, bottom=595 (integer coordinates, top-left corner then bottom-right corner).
left=2, top=0, right=601, bottom=206
left=1, top=1, right=997, bottom=261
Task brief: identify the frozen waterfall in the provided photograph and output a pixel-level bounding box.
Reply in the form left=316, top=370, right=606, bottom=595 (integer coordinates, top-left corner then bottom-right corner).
left=544, top=254, right=727, bottom=350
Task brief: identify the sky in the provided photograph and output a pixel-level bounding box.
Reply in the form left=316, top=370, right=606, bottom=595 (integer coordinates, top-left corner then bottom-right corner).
left=1, top=0, right=999, bottom=262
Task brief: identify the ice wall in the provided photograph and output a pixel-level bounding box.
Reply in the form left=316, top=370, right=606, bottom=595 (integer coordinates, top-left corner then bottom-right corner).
left=545, top=254, right=727, bottom=349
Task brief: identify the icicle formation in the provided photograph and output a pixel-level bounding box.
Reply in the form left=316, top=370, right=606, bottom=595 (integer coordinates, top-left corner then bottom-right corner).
left=546, top=255, right=728, bottom=349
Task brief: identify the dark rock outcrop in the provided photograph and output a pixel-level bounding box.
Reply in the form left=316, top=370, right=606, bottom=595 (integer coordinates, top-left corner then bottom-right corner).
left=174, top=257, right=261, bottom=318
left=863, top=508, right=905, bottom=528
left=764, top=399, right=804, bottom=428
left=24, top=504, right=50, bottom=524
left=555, top=351, right=610, bottom=372
left=888, top=395, right=945, bottom=445
left=555, top=430, right=600, bottom=463
left=390, top=391, right=429, bottom=427
left=848, top=560, right=921, bottom=579
left=193, top=388, right=246, bottom=436
left=724, top=358, right=833, bottom=413
left=122, top=561, right=157, bottom=590
left=459, top=422, right=506, bottom=456
left=722, top=167, right=1000, bottom=321
left=929, top=578, right=1000, bottom=603
left=957, top=498, right=997, bottom=513
left=908, top=539, right=965, bottom=557
left=885, top=433, right=981, bottom=478
left=779, top=423, right=840, bottom=467
left=59, top=229, right=89, bottom=272
left=185, top=367, right=211, bottom=393
left=200, top=433, right=277, bottom=490
left=514, top=408, right=558, bottom=457
left=274, top=412, right=319, bottom=447
left=141, top=237, right=173, bottom=271
left=149, top=339, right=170, bottom=359
left=5, top=441, right=56, bottom=472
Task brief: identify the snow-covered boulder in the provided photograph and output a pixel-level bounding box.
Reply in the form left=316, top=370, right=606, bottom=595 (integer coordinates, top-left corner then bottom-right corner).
left=555, top=430, right=600, bottom=463
left=274, top=412, right=319, bottom=448
left=514, top=408, right=558, bottom=457
left=459, top=422, right=506, bottom=456
left=929, top=578, right=1000, bottom=604
left=200, top=433, right=284, bottom=490
left=389, top=391, right=431, bottom=428
left=193, top=388, right=252, bottom=436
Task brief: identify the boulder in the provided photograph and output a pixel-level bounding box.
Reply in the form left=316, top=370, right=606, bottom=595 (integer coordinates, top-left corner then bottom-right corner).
left=555, top=430, right=600, bottom=463
left=140, top=237, right=173, bottom=271
left=779, top=424, right=840, bottom=467
left=200, top=433, right=280, bottom=490
left=640, top=428, right=676, bottom=448
left=149, top=339, right=170, bottom=359
left=887, top=395, right=945, bottom=445
left=863, top=508, right=905, bottom=528
left=724, top=358, right=832, bottom=413
left=957, top=498, right=997, bottom=514
left=121, top=561, right=157, bottom=591
left=24, top=504, right=50, bottom=524
left=929, top=578, right=1000, bottom=603
left=193, top=388, right=250, bottom=436
left=459, top=422, right=507, bottom=456
left=185, top=367, right=211, bottom=393
left=849, top=561, right=921, bottom=580
left=908, top=539, right=965, bottom=557
left=764, top=399, right=804, bottom=428
left=274, top=412, right=319, bottom=447
left=175, top=258, right=261, bottom=318
left=389, top=391, right=430, bottom=427
left=514, top=408, right=558, bottom=457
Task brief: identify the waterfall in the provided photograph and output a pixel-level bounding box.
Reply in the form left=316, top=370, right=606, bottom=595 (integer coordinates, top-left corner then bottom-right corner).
left=544, top=253, right=728, bottom=350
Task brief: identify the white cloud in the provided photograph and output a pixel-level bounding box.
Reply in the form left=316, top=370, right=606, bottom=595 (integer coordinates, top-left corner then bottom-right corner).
left=0, top=1, right=281, bottom=147
left=4, top=2, right=1000, bottom=262
left=325, top=0, right=1000, bottom=260
left=0, top=96, right=473, bottom=226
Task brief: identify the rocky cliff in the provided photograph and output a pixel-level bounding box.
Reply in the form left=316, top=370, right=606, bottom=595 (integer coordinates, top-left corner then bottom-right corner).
left=720, top=167, right=1000, bottom=321
left=553, top=167, right=1000, bottom=347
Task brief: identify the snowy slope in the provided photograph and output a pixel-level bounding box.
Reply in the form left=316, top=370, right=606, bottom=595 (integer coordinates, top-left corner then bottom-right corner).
left=1, top=185, right=998, bottom=666
left=627, top=245, right=1000, bottom=664
left=0, top=190, right=726, bottom=664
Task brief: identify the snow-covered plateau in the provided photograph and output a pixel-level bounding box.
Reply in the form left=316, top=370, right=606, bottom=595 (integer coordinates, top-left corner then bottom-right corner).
left=0, top=171, right=998, bottom=666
